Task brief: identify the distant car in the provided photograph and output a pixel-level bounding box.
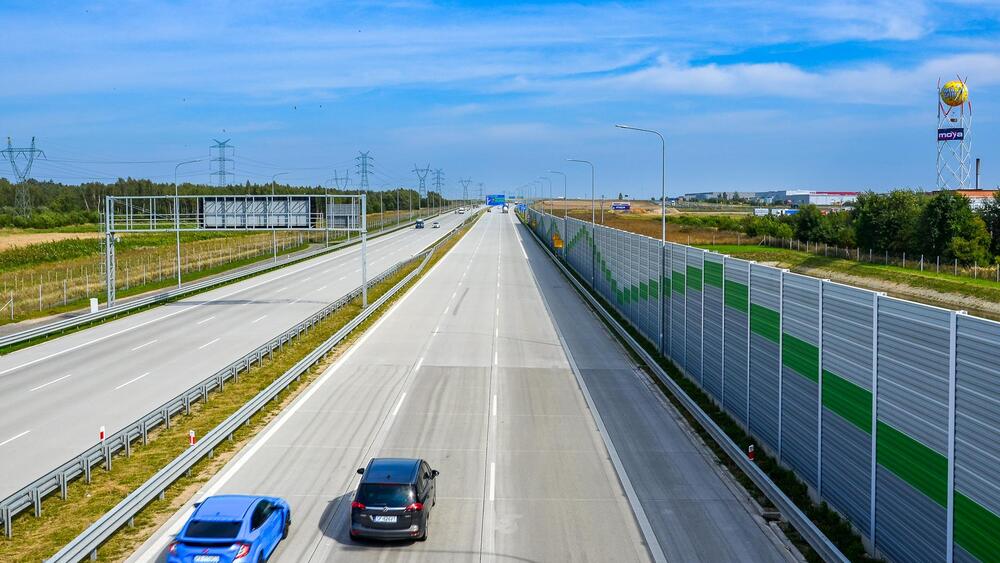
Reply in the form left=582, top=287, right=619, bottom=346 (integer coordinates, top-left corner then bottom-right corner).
left=415, top=220, right=424, bottom=229
left=351, top=458, right=438, bottom=541
left=168, top=495, right=290, bottom=563
left=432, top=221, right=440, bottom=228
left=458, top=207, right=465, bottom=214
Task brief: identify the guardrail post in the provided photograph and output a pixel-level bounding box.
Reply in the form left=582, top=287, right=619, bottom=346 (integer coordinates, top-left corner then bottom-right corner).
left=59, top=473, right=68, bottom=499
left=124, top=434, right=132, bottom=458
left=83, top=458, right=92, bottom=484
left=104, top=445, right=112, bottom=471
left=141, top=421, right=148, bottom=445
left=3, top=505, right=11, bottom=538
left=32, top=488, right=41, bottom=517
left=163, top=408, right=171, bottom=429
left=184, top=396, right=191, bottom=416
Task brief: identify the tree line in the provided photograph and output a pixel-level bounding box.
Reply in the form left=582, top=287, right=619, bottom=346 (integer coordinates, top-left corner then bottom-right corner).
left=728, top=190, right=1000, bottom=265
left=0, top=178, right=452, bottom=229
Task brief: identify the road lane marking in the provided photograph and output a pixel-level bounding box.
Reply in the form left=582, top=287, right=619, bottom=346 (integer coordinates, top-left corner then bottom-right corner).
left=489, top=462, right=496, bottom=501
left=130, top=222, right=465, bottom=562
left=0, top=226, right=425, bottom=378
left=277, top=286, right=288, bottom=292
left=0, top=430, right=30, bottom=447
left=338, top=276, right=346, bottom=281
left=251, top=315, right=267, bottom=324
left=443, top=306, right=449, bottom=315
left=115, top=372, right=150, bottom=390
left=198, top=338, right=221, bottom=350
left=392, top=392, right=406, bottom=417
left=414, top=357, right=423, bottom=372
left=291, top=298, right=301, bottom=305
left=317, top=285, right=328, bottom=291
left=196, top=316, right=215, bottom=325
left=130, top=339, right=158, bottom=351
left=29, top=373, right=73, bottom=392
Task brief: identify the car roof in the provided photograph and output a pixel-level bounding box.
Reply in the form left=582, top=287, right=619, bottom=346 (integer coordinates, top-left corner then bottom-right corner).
left=194, top=495, right=260, bottom=520
left=363, top=458, right=421, bottom=484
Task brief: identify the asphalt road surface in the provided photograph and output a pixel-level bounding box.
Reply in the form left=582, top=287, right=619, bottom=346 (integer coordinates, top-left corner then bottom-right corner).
left=0, top=211, right=467, bottom=499
left=130, top=211, right=793, bottom=562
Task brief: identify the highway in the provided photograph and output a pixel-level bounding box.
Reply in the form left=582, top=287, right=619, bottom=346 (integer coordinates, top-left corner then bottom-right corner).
left=0, top=212, right=468, bottom=500
left=130, top=211, right=793, bottom=562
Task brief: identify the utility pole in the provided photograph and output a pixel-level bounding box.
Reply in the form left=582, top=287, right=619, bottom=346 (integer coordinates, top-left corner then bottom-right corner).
left=412, top=165, right=430, bottom=213
left=460, top=177, right=472, bottom=207
left=356, top=151, right=373, bottom=191
left=2, top=137, right=45, bottom=217
left=209, top=139, right=234, bottom=187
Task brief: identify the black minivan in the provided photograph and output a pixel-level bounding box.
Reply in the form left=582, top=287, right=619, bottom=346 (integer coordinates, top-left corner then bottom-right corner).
left=350, top=458, right=438, bottom=541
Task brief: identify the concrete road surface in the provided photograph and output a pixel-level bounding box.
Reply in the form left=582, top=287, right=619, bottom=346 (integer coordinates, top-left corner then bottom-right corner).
left=130, top=211, right=793, bottom=562
left=0, top=211, right=466, bottom=499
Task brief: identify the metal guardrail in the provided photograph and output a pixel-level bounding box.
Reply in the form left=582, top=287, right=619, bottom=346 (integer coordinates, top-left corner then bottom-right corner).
left=46, top=215, right=475, bottom=562
left=0, top=212, right=443, bottom=352
left=519, top=214, right=849, bottom=563
left=0, top=211, right=465, bottom=541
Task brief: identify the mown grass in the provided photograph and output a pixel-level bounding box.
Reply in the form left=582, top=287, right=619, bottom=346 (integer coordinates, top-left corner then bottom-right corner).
left=519, top=215, right=877, bottom=563
left=0, top=213, right=479, bottom=562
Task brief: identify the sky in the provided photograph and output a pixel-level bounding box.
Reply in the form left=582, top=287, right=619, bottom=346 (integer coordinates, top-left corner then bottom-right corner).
left=2, top=0, right=1000, bottom=199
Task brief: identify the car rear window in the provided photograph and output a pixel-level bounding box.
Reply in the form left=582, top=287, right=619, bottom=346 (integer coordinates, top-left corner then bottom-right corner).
left=185, top=520, right=242, bottom=539
left=356, top=484, right=415, bottom=507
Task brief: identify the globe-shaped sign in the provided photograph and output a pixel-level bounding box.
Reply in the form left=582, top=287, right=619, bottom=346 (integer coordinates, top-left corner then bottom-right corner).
left=940, top=80, right=969, bottom=107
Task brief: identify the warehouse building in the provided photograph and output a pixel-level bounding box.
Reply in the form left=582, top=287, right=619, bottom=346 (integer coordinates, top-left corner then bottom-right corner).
left=681, top=190, right=858, bottom=206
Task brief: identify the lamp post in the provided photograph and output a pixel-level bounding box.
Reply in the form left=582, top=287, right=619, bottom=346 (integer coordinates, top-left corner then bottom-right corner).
left=567, top=158, right=596, bottom=285
left=271, top=172, right=289, bottom=262
left=616, top=124, right=666, bottom=351
left=539, top=176, right=552, bottom=215
left=173, top=159, right=203, bottom=288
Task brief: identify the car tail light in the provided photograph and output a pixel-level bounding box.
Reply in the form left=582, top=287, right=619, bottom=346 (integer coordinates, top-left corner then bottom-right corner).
left=405, top=502, right=423, bottom=512
left=168, top=541, right=178, bottom=554
left=233, top=543, right=251, bottom=560
left=351, top=501, right=365, bottom=510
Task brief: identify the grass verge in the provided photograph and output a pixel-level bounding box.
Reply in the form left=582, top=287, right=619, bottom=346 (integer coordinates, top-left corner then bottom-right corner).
left=520, top=216, right=877, bottom=563
left=0, top=213, right=480, bottom=562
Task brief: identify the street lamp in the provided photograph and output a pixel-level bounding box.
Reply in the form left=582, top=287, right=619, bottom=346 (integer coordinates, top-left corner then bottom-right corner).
left=547, top=171, right=567, bottom=218
left=271, top=172, right=289, bottom=262
left=173, top=159, right=203, bottom=288
left=567, top=158, right=596, bottom=285
left=616, top=123, right=667, bottom=351
left=539, top=176, right=552, bottom=215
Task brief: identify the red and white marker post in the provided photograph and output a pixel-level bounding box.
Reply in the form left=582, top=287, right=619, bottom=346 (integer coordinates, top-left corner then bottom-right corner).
left=188, top=430, right=196, bottom=447
left=99, top=426, right=106, bottom=442
left=747, top=444, right=756, bottom=461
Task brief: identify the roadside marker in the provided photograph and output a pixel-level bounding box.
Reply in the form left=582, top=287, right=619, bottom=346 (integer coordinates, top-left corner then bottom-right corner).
left=99, top=426, right=106, bottom=442
left=747, top=444, right=755, bottom=461
left=189, top=430, right=196, bottom=446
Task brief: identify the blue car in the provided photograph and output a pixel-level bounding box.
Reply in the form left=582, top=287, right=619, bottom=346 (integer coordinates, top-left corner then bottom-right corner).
left=168, top=495, right=290, bottom=563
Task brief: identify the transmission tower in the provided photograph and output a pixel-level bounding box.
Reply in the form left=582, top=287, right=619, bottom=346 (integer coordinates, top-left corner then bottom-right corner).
left=209, top=139, right=234, bottom=187
left=2, top=137, right=46, bottom=217
left=459, top=177, right=472, bottom=204
left=412, top=164, right=430, bottom=204
left=432, top=169, right=445, bottom=206
left=355, top=151, right=373, bottom=191
left=477, top=182, right=484, bottom=201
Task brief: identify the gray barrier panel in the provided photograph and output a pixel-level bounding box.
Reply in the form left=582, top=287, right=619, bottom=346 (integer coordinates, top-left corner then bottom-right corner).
left=685, top=247, right=704, bottom=385
left=875, top=297, right=952, bottom=563
left=821, top=281, right=875, bottom=536
left=702, top=252, right=725, bottom=403
left=723, top=257, right=750, bottom=425
left=670, top=243, right=687, bottom=372
left=780, top=273, right=821, bottom=488
left=749, top=263, right=782, bottom=452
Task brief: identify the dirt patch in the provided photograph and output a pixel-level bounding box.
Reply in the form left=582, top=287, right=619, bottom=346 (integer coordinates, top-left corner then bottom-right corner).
left=0, top=231, right=101, bottom=251
left=796, top=265, right=1000, bottom=321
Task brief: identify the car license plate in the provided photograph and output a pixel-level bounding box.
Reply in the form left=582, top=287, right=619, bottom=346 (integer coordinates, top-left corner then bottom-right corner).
left=193, top=556, right=219, bottom=563
left=372, top=515, right=397, bottom=523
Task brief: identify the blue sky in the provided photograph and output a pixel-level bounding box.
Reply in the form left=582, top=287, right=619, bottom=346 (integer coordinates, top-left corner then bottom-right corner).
left=2, top=0, right=1000, bottom=199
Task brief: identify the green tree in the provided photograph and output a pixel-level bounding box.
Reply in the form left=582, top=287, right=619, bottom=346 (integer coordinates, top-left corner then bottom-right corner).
left=793, top=204, right=823, bottom=242
left=917, top=191, right=977, bottom=259
left=978, top=191, right=1000, bottom=258
left=851, top=190, right=923, bottom=253
left=948, top=216, right=992, bottom=265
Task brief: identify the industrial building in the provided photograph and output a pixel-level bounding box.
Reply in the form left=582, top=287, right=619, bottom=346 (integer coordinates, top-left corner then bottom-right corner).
left=930, top=189, right=1000, bottom=210
left=681, top=189, right=858, bottom=206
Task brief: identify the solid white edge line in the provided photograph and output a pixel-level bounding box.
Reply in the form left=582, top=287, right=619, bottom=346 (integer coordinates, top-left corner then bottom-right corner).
left=489, top=462, right=496, bottom=502
left=115, top=372, right=150, bottom=391
left=131, top=215, right=475, bottom=563
left=29, top=373, right=73, bottom=392
left=514, top=218, right=669, bottom=563
left=392, top=392, right=406, bottom=417
left=0, top=430, right=30, bottom=447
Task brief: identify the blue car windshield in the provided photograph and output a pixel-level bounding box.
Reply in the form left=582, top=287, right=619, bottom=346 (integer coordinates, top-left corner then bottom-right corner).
left=357, top=484, right=415, bottom=506
left=185, top=520, right=242, bottom=539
